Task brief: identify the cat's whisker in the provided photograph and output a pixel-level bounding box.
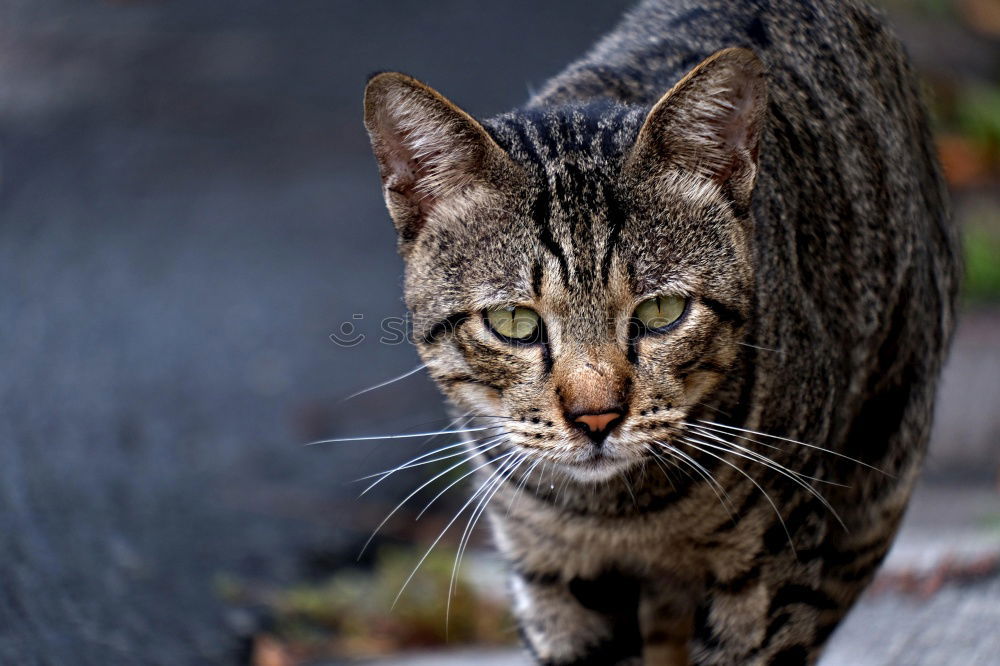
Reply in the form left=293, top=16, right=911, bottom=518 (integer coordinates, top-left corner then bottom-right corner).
left=357, top=433, right=506, bottom=494
left=636, top=456, right=649, bottom=485
left=676, top=437, right=795, bottom=552
left=508, top=457, right=542, bottom=516
left=357, top=440, right=507, bottom=559
left=683, top=431, right=848, bottom=531
left=353, top=412, right=481, bottom=485
left=692, top=423, right=783, bottom=454
left=643, top=445, right=679, bottom=492
left=737, top=341, right=785, bottom=355
left=691, top=400, right=732, bottom=418
left=644, top=443, right=685, bottom=476
left=416, top=444, right=511, bottom=519
left=447, top=453, right=528, bottom=631
left=305, top=423, right=505, bottom=446
left=654, top=440, right=736, bottom=521
left=342, top=363, right=428, bottom=401
left=355, top=426, right=500, bottom=484
left=689, top=426, right=846, bottom=487
left=695, top=419, right=891, bottom=476
left=452, top=455, right=520, bottom=584
left=619, top=472, right=638, bottom=508
left=391, top=450, right=518, bottom=610
left=554, top=463, right=574, bottom=505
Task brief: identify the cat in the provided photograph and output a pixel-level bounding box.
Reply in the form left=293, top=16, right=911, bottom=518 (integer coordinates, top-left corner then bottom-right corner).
left=362, top=0, right=960, bottom=663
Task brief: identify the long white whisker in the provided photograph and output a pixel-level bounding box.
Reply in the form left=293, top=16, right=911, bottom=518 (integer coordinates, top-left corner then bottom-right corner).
left=355, top=423, right=496, bottom=483
left=391, top=451, right=518, bottom=609
left=738, top=342, right=784, bottom=354
left=695, top=423, right=783, bottom=453
left=695, top=420, right=890, bottom=475
left=343, top=363, right=427, bottom=401
left=305, top=424, right=502, bottom=446
left=554, top=464, right=573, bottom=505
left=619, top=472, right=638, bottom=508
left=663, top=441, right=735, bottom=509
left=644, top=445, right=679, bottom=492
left=684, top=432, right=847, bottom=531
left=416, top=446, right=510, bottom=519
left=447, top=453, right=527, bottom=632
left=676, top=437, right=795, bottom=552
left=655, top=441, right=736, bottom=521
left=353, top=412, right=478, bottom=483
left=507, top=458, right=541, bottom=515
left=690, top=427, right=846, bottom=487
left=693, top=400, right=732, bottom=417
left=357, top=440, right=506, bottom=558
left=357, top=434, right=505, bottom=495
left=646, top=445, right=691, bottom=482
left=356, top=439, right=479, bottom=482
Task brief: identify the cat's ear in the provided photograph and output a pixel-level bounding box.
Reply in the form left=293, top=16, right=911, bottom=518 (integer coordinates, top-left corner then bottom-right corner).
left=627, top=47, right=766, bottom=208
left=364, top=72, right=515, bottom=246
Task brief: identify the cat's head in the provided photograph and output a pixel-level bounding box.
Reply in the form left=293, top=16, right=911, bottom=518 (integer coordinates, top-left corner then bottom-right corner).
left=364, top=48, right=766, bottom=481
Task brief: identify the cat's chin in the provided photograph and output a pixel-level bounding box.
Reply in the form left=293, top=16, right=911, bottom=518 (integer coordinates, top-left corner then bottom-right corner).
left=556, top=452, right=640, bottom=483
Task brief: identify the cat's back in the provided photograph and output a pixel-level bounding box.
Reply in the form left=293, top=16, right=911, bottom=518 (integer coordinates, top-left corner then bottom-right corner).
left=532, top=0, right=909, bottom=112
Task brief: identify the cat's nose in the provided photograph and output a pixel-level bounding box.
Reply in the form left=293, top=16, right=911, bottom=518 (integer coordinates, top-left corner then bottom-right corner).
left=568, top=409, right=623, bottom=444
left=575, top=412, right=621, bottom=432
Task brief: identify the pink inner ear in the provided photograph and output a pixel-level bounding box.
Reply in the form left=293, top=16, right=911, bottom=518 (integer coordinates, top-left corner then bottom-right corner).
left=702, top=87, right=757, bottom=183
left=376, top=114, right=448, bottom=233
left=718, top=81, right=759, bottom=155
left=679, top=72, right=763, bottom=186
left=638, top=50, right=765, bottom=190
left=365, top=73, right=513, bottom=244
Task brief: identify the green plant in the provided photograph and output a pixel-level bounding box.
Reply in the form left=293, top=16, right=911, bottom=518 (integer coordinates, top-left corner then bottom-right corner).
left=964, top=223, right=1000, bottom=302
left=956, top=85, right=1000, bottom=153
left=270, top=546, right=513, bottom=658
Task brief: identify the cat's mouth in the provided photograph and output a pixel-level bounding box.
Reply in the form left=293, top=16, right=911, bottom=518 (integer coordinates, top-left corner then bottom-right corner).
left=554, top=440, right=642, bottom=481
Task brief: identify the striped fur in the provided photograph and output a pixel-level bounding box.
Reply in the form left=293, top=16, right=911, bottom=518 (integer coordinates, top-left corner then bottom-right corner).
left=363, top=0, right=960, bottom=664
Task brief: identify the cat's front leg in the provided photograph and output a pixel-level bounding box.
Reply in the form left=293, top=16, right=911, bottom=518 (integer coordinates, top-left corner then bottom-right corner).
left=689, top=552, right=850, bottom=666
left=510, top=568, right=644, bottom=666
left=638, top=578, right=696, bottom=666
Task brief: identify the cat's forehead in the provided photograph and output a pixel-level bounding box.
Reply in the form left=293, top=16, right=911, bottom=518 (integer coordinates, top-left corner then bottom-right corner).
left=486, top=103, right=644, bottom=181
left=407, top=105, right=739, bottom=322
left=474, top=106, right=642, bottom=296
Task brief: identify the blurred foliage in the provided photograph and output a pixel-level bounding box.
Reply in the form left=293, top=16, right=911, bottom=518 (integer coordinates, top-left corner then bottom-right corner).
left=893, top=0, right=1000, bottom=305
left=981, top=511, right=1000, bottom=533
left=955, top=85, right=1000, bottom=155
left=964, top=216, right=1000, bottom=303
left=938, top=86, right=1000, bottom=188
left=219, top=546, right=513, bottom=665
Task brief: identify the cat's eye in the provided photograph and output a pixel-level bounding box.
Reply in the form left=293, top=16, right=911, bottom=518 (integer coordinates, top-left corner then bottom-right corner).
left=632, top=295, right=687, bottom=333
left=484, top=306, right=542, bottom=344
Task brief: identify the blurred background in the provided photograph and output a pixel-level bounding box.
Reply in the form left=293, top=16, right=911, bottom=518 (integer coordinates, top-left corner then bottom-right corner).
left=1, top=1, right=997, bottom=665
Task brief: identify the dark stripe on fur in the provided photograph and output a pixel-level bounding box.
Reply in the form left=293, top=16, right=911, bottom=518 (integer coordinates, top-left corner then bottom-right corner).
left=421, top=311, right=468, bottom=344
left=701, top=296, right=748, bottom=328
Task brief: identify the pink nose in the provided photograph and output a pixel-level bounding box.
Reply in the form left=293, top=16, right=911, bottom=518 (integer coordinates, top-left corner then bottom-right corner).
left=574, top=412, right=621, bottom=433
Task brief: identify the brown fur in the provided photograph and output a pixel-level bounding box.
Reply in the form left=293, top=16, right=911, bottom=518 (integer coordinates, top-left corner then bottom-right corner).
left=362, top=1, right=959, bottom=663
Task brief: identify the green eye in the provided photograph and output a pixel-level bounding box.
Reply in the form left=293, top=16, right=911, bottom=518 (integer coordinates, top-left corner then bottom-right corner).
left=484, top=306, right=542, bottom=343
left=633, top=295, right=687, bottom=331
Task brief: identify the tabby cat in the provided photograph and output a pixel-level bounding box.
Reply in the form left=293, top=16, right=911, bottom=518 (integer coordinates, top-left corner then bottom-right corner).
left=362, top=0, right=959, bottom=663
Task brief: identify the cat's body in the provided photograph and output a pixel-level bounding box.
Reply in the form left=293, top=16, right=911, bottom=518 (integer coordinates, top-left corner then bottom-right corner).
left=363, top=0, right=959, bottom=664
